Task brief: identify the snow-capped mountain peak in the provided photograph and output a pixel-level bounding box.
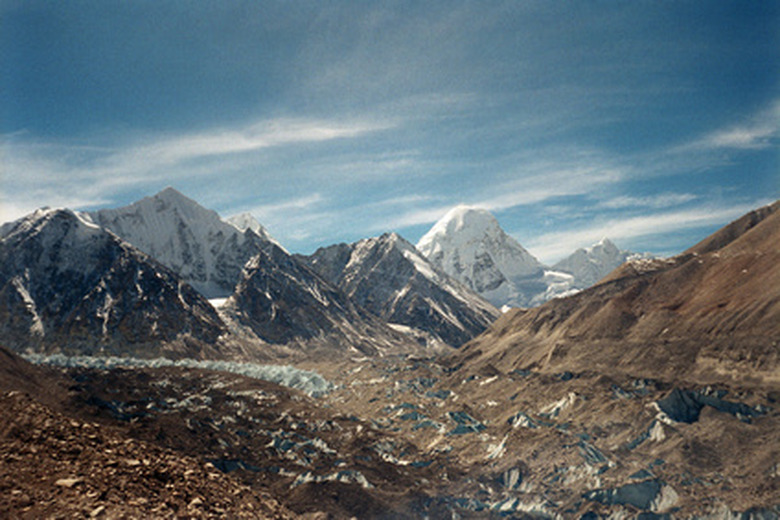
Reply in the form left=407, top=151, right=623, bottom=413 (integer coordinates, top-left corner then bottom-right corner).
left=588, top=237, right=619, bottom=256
left=417, top=206, right=500, bottom=256
left=553, top=237, right=638, bottom=289
left=417, top=206, right=653, bottom=308
left=88, top=188, right=281, bottom=298
left=417, top=205, right=543, bottom=307
left=227, top=212, right=263, bottom=233
left=152, top=187, right=224, bottom=223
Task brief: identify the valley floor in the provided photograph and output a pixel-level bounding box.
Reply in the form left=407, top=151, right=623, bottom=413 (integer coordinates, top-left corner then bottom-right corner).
left=3, top=352, right=778, bottom=519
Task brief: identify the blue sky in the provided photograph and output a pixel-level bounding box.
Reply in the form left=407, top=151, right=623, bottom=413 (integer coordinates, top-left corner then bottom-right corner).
left=2, top=1, right=778, bottom=263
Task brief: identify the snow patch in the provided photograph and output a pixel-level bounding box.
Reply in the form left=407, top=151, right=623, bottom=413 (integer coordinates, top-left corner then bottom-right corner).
left=11, top=277, right=44, bottom=337
left=208, top=298, right=228, bottom=309
left=291, top=470, right=373, bottom=489
left=486, top=435, right=508, bottom=460
left=540, top=392, right=578, bottom=418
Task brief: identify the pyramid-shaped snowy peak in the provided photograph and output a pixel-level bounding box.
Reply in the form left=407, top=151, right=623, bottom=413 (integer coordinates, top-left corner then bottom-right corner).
left=89, top=188, right=280, bottom=298
left=417, top=206, right=544, bottom=307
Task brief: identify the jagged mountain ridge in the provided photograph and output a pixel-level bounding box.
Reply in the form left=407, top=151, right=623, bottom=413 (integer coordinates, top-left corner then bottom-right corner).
left=553, top=237, right=651, bottom=289
left=0, top=189, right=655, bottom=357
left=300, top=232, right=500, bottom=347
left=3, top=191, right=420, bottom=358
left=89, top=189, right=497, bottom=350
left=451, top=200, right=780, bottom=385
left=225, top=238, right=417, bottom=356
left=88, top=188, right=280, bottom=299
left=0, top=208, right=227, bottom=358
left=417, top=205, right=643, bottom=308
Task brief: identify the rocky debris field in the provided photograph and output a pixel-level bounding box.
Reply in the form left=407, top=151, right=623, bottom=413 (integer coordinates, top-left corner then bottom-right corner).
left=308, top=356, right=780, bottom=518
left=58, top=364, right=447, bottom=518
left=0, top=390, right=294, bottom=519
left=4, top=352, right=776, bottom=519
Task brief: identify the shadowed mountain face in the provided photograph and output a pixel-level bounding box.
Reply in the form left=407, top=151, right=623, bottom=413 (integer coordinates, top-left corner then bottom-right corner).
left=452, top=201, right=780, bottom=386
left=300, top=232, right=499, bottom=348
left=226, top=241, right=416, bottom=356
left=0, top=209, right=227, bottom=358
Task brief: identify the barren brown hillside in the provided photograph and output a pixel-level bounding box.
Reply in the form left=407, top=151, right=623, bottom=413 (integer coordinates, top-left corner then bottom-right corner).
left=451, top=201, right=780, bottom=386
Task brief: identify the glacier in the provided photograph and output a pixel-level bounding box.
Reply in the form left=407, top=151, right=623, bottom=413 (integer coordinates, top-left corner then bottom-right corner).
left=23, top=353, right=333, bottom=397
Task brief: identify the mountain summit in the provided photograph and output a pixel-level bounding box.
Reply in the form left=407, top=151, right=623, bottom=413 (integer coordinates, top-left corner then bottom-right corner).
left=417, top=206, right=544, bottom=308
left=552, top=237, right=646, bottom=289
left=418, top=206, right=648, bottom=308
left=88, top=188, right=278, bottom=299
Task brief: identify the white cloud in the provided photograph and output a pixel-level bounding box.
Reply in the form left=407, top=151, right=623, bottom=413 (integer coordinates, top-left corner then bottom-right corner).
left=476, top=166, right=623, bottom=212
left=704, top=126, right=777, bottom=150
left=598, top=192, right=698, bottom=210
left=0, top=117, right=390, bottom=224
left=126, top=118, right=392, bottom=167
left=525, top=201, right=769, bottom=263
left=386, top=204, right=458, bottom=229
left=681, top=100, right=780, bottom=151
left=244, top=194, right=325, bottom=220
left=382, top=157, right=625, bottom=231
left=373, top=194, right=437, bottom=207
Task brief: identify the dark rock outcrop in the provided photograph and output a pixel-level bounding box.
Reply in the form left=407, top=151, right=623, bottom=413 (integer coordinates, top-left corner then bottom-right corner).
left=656, top=388, right=766, bottom=423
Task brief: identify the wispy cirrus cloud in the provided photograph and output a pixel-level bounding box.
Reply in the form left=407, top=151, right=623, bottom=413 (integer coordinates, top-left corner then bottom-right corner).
left=241, top=193, right=325, bottom=221
left=0, top=117, right=391, bottom=224
left=525, top=201, right=771, bottom=263
left=702, top=125, right=777, bottom=150
left=123, top=118, right=393, bottom=168
left=385, top=155, right=625, bottom=230
left=678, top=100, right=780, bottom=152
left=598, top=192, right=698, bottom=210
left=475, top=166, right=623, bottom=212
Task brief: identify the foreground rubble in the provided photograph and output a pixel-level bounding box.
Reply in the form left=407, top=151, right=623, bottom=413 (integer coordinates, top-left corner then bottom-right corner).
left=0, top=390, right=294, bottom=519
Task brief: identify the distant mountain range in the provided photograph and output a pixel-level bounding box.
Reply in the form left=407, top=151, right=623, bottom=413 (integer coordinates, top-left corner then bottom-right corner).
left=417, top=205, right=649, bottom=308
left=0, top=188, right=652, bottom=357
